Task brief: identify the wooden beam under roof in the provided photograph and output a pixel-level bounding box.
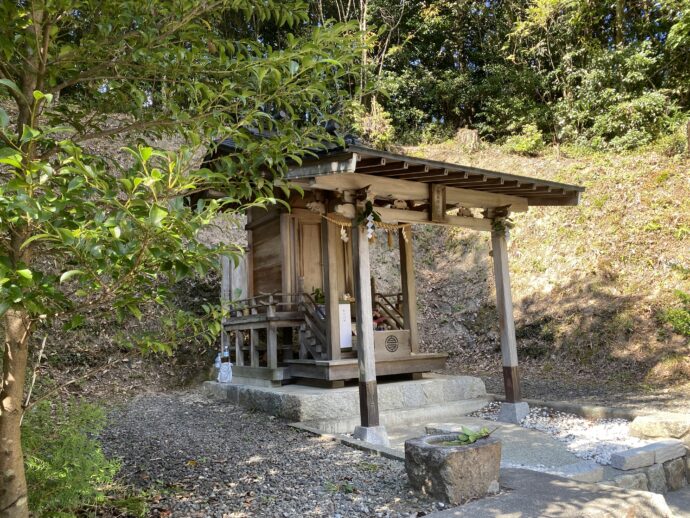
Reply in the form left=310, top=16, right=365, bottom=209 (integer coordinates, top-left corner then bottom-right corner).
left=484, top=184, right=544, bottom=194
left=356, top=156, right=386, bottom=168
left=303, top=172, right=529, bottom=212
left=356, top=160, right=407, bottom=173
left=370, top=164, right=426, bottom=177
left=376, top=207, right=492, bottom=231
left=410, top=170, right=466, bottom=182
left=527, top=192, right=580, bottom=206
left=470, top=180, right=521, bottom=191
left=447, top=178, right=506, bottom=189
left=441, top=175, right=489, bottom=186
left=388, top=168, right=450, bottom=181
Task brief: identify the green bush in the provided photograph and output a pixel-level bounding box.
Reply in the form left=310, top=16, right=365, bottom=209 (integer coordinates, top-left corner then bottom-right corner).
left=590, top=91, right=679, bottom=150
left=22, top=400, right=120, bottom=517
left=654, top=121, right=689, bottom=156
left=346, top=98, right=395, bottom=150
left=660, top=290, right=690, bottom=337
left=503, top=124, right=545, bottom=156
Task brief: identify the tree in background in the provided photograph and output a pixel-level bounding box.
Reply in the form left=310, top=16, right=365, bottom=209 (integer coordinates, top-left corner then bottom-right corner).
left=319, top=0, right=690, bottom=147
left=0, top=1, right=360, bottom=516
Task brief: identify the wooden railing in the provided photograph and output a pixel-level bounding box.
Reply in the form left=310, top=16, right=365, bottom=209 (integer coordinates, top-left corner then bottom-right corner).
left=223, top=290, right=405, bottom=363
left=373, top=292, right=405, bottom=330
left=224, top=292, right=301, bottom=319
left=298, top=292, right=328, bottom=360
left=223, top=291, right=328, bottom=362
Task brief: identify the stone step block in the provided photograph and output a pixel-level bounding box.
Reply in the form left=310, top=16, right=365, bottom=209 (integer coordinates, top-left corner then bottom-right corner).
left=611, top=472, right=649, bottom=491
left=203, top=374, right=487, bottom=422
left=546, top=461, right=604, bottom=483
left=646, top=463, right=667, bottom=494
left=639, top=439, right=687, bottom=464
left=663, top=458, right=688, bottom=491
left=610, top=448, right=655, bottom=471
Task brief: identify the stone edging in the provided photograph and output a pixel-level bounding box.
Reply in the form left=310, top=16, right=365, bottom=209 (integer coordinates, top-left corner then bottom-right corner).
left=604, top=439, right=689, bottom=494
left=288, top=422, right=405, bottom=461
left=489, top=394, right=647, bottom=420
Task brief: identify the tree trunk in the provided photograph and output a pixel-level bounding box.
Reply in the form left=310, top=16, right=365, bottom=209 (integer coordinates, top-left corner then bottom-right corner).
left=0, top=310, right=31, bottom=518
left=615, top=0, right=625, bottom=45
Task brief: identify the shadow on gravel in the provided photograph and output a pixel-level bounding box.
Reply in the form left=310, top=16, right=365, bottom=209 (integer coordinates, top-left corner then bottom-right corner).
left=100, top=392, right=439, bottom=518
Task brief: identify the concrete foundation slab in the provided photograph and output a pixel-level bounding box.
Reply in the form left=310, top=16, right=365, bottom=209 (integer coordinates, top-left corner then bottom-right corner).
left=497, top=401, right=529, bottom=424
left=426, top=468, right=673, bottom=518
left=424, top=419, right=581, bottom=470
left=202, top=373, right=487, bottom=423
left=546, top=460, right=604, bottom=483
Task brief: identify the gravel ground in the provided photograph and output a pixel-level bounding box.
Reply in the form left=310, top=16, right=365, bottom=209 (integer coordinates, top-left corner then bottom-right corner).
left=477, top=373, right=690, bottom=415
left=470, top=402, right=650, bottom=465
left=101, top=391, right=440, bottom=518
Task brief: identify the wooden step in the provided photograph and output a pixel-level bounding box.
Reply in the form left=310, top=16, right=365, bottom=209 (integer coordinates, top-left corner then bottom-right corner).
left=286, top=353, right=447, bottom=381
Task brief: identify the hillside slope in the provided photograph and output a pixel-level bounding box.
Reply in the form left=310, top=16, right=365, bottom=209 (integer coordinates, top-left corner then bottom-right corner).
left=14, top=138, right=688, bottom=404
left=383, top=141, right=689, bottom=394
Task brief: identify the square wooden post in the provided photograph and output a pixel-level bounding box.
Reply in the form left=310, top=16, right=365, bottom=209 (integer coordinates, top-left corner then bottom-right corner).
left=490, top=230, right=521, bottom=403
left=321, top=216, right=341, bottom=360
left=351, top=221, right=380, bottom=428
left=220, top=256, right=231, bottom=354
left=399, top=227, right=419, bottom=352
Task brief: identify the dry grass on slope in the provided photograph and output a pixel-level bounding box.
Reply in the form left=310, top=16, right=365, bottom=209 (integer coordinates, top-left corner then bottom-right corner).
left=404, top=141, right=690, bottom=391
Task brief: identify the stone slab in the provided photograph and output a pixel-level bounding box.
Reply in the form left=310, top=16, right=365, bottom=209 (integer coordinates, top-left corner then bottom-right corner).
left=612, top=473, right=649, bottom=491
left=639, top=439, right=687, bottom=464
left=353, top=425, right=390, bottom=447
left=610, top=448, right=655, bottom=471
left=497, top=401, right=529, bottom=424
left=425, top=418, right=581, bottom=470
left=664, top=458, right=688, bottom=491
left=426, top=468, right=673, bottom=518
left=646, top=463, right=668, bottom=494
left=546, top=461, right=604, bottom=483
left=202, top=373, right=487, bottom=422
left=630, top=413, right=690, bottom=444
left=305, top=400, right=489, bottom=434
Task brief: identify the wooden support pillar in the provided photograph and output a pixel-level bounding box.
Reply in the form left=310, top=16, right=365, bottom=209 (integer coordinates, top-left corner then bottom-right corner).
left=220, top=256, right=231, bottom=353
left=235, top=330, right=245, bottom=366
left=399, top=228, right=419, bottom=352
left=491, top=230, right=521, bottom=403
left=352, top=221, right=380, bottom=427
left=429, top=184, right=447, bottom=223
left=249, top=329, right=260, bottom=367
left=267, top=323, right=278, bottom=369
left=321, top=216, right=341, bottom=360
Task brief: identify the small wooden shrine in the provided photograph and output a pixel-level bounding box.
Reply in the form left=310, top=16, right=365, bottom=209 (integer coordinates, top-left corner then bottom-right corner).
left=214, top=141, right=583, bottom=426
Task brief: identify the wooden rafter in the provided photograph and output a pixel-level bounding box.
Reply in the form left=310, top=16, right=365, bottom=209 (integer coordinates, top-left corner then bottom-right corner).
left=303, top=173, right=529, bottom=211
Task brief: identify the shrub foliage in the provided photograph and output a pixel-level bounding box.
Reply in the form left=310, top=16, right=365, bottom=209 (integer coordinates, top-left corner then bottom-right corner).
left=22, top=401, right=119, bottom=517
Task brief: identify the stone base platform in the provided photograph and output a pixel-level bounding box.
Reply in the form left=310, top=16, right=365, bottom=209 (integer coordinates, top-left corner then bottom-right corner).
left=202, top=373, right=488, bottom=425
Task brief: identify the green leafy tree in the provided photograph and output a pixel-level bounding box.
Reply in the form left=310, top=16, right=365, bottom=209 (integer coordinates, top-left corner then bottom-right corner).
left=317, top=0, right=690, bottom=145
left=0, top=1, right=360, bottom=516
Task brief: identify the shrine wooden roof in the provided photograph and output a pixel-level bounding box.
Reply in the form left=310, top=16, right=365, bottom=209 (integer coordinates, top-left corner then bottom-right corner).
left=285, top=143, right=584, bottom=209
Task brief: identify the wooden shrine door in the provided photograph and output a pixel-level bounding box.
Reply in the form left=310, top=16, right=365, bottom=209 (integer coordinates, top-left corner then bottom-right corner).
left=294, top=211, right=323, bottom=295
